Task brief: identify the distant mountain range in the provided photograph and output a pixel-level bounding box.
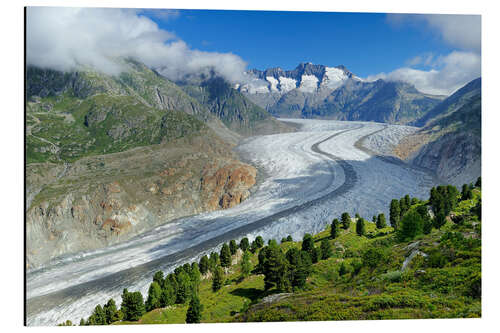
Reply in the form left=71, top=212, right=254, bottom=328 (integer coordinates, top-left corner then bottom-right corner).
left=237, top=62, right=446, bottom=124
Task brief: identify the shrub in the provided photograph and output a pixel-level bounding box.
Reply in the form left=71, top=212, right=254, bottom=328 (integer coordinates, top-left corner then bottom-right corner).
left=379, top=271, right=402, bottom=283
left=362, top=248, right=385, bottom=269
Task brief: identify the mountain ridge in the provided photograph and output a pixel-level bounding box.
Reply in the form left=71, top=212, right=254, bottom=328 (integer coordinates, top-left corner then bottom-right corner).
left=237, top=62, right=445, bottom=124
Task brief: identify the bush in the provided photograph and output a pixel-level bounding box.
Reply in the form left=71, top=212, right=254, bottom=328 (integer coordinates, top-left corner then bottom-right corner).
left=362, top=248, right=385, bottom=269
left=427, top=250, right=447, bottom=268
left=380, top=271, right=403, bottom=283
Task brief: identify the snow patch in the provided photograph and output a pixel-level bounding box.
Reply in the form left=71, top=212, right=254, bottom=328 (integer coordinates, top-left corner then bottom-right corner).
left=278, top=76, right=297, bottom=93
left=266, top=76, right=279, bottom=92
left=298, top=74, right=319, bottom=93
left=322, top=67, right=348, bottom=90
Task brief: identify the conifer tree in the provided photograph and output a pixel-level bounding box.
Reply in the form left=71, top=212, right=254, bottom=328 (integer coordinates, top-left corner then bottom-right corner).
left=212, top=265, right=224, bottom=292
left=356, top=218, right=366, bottom=236
left=255, top=236, right=264, bottom=248
left=175, top=271, right=192, bottom=304
left=262, top=243, right=289, bottom=291
left=301, top=233, right=314, bottom=254
left=103, top=298, right=119, bottom=324
left=331, top=218, right=340, bottom=239
left=121, top=289, right=145, bottom=321
left=153, top=271, right=164, bottom=286
left=320, top=239, right=332, bottom=259
left=186, top=293, right=203, bottom=324
left=239, top=237, right=250, bottom=252
left=341, top=212, right=351, bottom=230
left=199, top=255, right=209, bottom=275
left=376, top=213, right=386, bottom=229
left=240, top=250, right=252, bottom=278
left=311, top=246, right=322, bottom=264
left=220, top=243, right=232, bottom=268
left=390, top=199, right=400, bottom=229
left=145, top=281, right=162, bottom=312
left=160, top=279, right=177, bottom=307
left=229, top=239, right=238, bottom=255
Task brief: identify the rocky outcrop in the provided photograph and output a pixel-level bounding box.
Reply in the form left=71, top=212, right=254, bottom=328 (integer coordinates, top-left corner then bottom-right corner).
left=26, top=133, right=256, bottom=269
left=201, top=162, right=256, bottom=210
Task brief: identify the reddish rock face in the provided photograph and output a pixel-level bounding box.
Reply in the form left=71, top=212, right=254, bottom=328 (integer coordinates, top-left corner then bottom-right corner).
left=201, top=162, right=256, bottom=211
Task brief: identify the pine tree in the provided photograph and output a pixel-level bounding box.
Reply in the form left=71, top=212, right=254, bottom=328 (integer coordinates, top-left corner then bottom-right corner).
left=285, top=248, right=311, bottom=289
left=397, top=210, right=425, bottom=241
left=121, top=290, right=145, bottom=321
left=356, top=218, right=366, bottom=236
left=434, top=210, right=447, bottom=230
left=240, top=250, right=252, bottom=278
left=255, top=236, right=264, bottom=248
left=185, top=293, right=203, bottom=324
left=160, top=278, right=177, bottom=307
left=153, top=271, right=164, bottom=286
left=390, top=199, right=400, bottom=229
left=229, top=239, right=238, bottom=255
left=311, top=246, right=322, bottom=264
left=239, top=237, right=250, bottom=252
left=199, top=255, right=209, bottom=275
left=339, top=262, right=348, bottom=276
left=190, top=262, right=201, bottom=288
left=376, top=213, right=386, bottom=229
left=301, top=233, right=314, bottom=254
left=341, top=212, right=351, bottom=230
left=475, top=176, right=481, bottom=188
left=320, top=239, right=332, bottom=259
left=209, top=252, right=219, bottom=271
left=331, top=218, right=340, bottom=239
left=286, top=235, right=293, bottom=242
left=262, top=243, right=289, bottom=291
left=220, top=243, right=232, bottom=268
left=145, top=281, right=162, bottom=312
left=212, top=265, right=224, bottom=292
left=175, top=270, right=192, bottom=304
left=103, top=298, right=119, bottom=324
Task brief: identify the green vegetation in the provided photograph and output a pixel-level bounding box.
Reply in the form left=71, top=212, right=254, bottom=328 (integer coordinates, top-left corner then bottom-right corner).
left=68, top=178, right=481, bottom=325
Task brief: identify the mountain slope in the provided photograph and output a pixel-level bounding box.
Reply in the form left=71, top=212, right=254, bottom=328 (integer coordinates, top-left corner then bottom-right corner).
left=180, top=76, right=293, bottom=136
left=238, top=63, right=444, bottom=124
left=394, top=78, right=481, bottom=186
left=26, top=61, right=259, bottom=268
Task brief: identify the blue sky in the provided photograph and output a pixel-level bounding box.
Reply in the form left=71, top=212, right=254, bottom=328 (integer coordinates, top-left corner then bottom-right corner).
left=27, top=7, right=480, bottom=95
left=143, top=10, right=454, bottom=77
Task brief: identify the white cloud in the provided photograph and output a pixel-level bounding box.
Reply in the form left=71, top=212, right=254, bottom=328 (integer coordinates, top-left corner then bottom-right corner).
left=26, top=7, right=248, bottom=82
left=422, top=14, right=481, bottom=52
left=365, top=51, right=481, bottom=95
left=387, top=14, right=481, bottom=52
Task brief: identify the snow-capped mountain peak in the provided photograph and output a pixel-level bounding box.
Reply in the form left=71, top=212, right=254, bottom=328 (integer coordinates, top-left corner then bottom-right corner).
left=237, top=63, right=359, bottom=95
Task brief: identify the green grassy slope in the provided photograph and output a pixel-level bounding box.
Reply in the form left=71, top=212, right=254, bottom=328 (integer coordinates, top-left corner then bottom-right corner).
left=71, top=183, right=480, bottom=326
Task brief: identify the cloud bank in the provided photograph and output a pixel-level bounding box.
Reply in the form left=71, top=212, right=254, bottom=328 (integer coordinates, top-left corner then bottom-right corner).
left=26, top=7, right=248, bottom=83
left=366, top=51, right=481, bottom=95
left=375, top=14, right=481, bottom=95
